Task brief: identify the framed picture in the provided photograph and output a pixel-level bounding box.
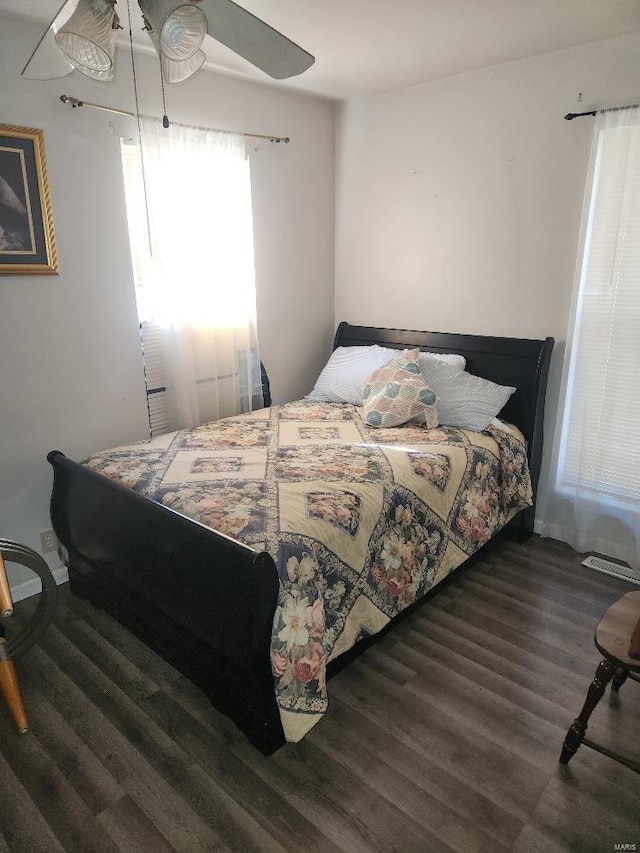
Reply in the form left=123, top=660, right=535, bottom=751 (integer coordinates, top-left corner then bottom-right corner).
left=0, top=124, right=58, bottom=275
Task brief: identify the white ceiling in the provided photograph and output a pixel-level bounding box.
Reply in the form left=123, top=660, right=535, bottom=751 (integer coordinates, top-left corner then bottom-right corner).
left=2, top=0, right=640, bottom=100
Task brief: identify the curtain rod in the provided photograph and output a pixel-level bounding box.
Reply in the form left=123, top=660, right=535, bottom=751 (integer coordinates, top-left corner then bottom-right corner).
left=564, top=102, right=639, bottom=121
left=59, top=95, right=290, bottom=143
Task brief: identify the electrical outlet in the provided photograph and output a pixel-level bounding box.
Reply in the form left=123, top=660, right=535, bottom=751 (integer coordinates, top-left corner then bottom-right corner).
left=40, top=528, right=58, bottom=554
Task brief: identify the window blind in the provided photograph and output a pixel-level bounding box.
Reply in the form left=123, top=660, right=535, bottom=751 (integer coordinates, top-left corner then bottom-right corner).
left=140, top=322, right=169, bottom=436
left=558, top=117, right=640, bottom=501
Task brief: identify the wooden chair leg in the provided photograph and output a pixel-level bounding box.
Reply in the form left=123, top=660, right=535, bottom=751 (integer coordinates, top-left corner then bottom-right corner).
left=0, top=645, right=28, bottom=734
left=612, top=666, right=629, bottom=692
left=0, top=553, right=14, bottom=617
left=559, top=657, right=615, bottom=764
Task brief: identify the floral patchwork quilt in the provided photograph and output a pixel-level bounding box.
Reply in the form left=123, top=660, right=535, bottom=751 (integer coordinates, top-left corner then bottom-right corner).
left=83, top=400, right=532, bottom=742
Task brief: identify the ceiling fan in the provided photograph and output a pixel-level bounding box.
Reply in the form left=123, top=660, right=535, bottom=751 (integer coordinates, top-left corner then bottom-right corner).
left=22, top=0, right=315, bottom=85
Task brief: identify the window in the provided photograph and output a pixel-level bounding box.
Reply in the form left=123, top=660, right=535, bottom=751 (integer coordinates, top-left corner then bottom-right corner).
left=544, top=106, right=640, bottom=569
left=121, top=140, right=169, bottom=435
left=557, top=110, right=640, bottom=501
left=120, top=119, right=262, bottom=436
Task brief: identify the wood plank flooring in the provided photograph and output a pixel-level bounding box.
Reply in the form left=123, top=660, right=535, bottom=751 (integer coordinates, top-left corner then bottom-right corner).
left=1, top=535, right=639, bottom=852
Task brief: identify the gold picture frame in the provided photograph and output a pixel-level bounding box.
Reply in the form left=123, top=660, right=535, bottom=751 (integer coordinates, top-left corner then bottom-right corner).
left=0, top=124, right=58, bottom=275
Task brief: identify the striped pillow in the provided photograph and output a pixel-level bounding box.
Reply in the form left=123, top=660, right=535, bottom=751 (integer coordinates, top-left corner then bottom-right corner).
left=307, top=345, right=466, bottom=405
left=417, top=360, right=515, bottom=431
left=306, top=346, right=399, bottom=404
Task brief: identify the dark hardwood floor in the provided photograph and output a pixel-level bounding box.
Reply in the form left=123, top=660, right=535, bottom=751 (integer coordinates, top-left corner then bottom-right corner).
left=1, top=535, right=639, bottom=852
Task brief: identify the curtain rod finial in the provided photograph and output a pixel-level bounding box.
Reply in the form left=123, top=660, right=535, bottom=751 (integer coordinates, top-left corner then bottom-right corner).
left=60, top=94, right=83, bottom=108
left=564, top=109, right=598, bottom=120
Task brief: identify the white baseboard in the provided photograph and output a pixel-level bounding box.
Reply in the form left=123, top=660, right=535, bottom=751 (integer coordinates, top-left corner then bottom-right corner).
left=11, top=563, right=69, bottom=604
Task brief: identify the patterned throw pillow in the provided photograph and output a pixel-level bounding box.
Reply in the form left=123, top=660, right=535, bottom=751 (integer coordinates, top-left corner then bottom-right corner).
left=361, top=349, right=438, bottom=428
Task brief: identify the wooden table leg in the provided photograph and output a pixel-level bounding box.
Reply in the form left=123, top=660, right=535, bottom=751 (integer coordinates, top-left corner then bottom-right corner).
left=0, top=637, right=28, bottom=734
left=559, top=657, right=615, bottom=764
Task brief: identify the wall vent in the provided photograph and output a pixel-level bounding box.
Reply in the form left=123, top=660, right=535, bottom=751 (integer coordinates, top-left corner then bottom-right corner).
left=582, top=555, right=640, bottom=586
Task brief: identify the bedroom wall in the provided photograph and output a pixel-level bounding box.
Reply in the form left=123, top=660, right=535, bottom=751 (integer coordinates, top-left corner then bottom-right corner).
left=334, top=30, right=640, bottom=530
left=0, top=16, right=335, bottom=589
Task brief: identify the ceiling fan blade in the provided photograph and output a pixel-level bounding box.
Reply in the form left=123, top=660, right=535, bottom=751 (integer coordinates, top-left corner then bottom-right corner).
left=199, top=0, right=314, bottom=79
left=21, top=0, right=77, bottom=79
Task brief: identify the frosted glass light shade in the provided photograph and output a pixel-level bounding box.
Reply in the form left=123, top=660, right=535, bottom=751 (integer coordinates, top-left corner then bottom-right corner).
left=55, top=0, right=117, bottom=79
left=139, top=0, right=207, bottom=61
left=147, top=27, right=204, bottom=83
left=162, top=47, right=205, bottom=83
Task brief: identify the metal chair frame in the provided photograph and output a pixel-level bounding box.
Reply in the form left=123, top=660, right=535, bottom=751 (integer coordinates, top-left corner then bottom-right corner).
left=0, top=539, right=59, bottom=733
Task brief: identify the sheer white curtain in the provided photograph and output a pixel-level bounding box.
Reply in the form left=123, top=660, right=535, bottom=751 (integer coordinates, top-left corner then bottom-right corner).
left=138, top=116, right=263, bottom=430
left=542, top=106, right=640, bottom=569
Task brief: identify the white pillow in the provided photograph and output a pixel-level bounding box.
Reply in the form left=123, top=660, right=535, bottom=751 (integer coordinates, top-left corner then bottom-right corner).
left=306, top=346, right=397, bottom=404
left=307, top=345, right=466, bottom=405
left=417, top=359, right=516, bottom=432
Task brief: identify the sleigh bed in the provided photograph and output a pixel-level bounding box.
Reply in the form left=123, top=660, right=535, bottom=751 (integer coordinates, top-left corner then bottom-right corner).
left=47, top=322, right=553, bottom=754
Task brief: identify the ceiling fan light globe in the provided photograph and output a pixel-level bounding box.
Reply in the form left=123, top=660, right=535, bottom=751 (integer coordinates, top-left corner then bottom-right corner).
left=147, top=26, right=204, bottom=83
left=73, top=63, right=115, bottom=81
left=140, top=0, right=207, bottom=61
left=163, top=48, right=205, bottom=83
left=56, top=35, right=114, bottom=73
left=55, top=0, right=117, bottom=74
left=160, top=5, right=206, bottom=60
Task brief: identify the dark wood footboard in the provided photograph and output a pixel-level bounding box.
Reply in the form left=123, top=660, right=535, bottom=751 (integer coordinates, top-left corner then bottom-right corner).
left=47, top=450, right=286, bottom=754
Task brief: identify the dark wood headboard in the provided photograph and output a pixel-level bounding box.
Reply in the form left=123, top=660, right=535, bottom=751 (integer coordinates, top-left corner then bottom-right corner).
left=333, top=322, right=554, bottom=538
